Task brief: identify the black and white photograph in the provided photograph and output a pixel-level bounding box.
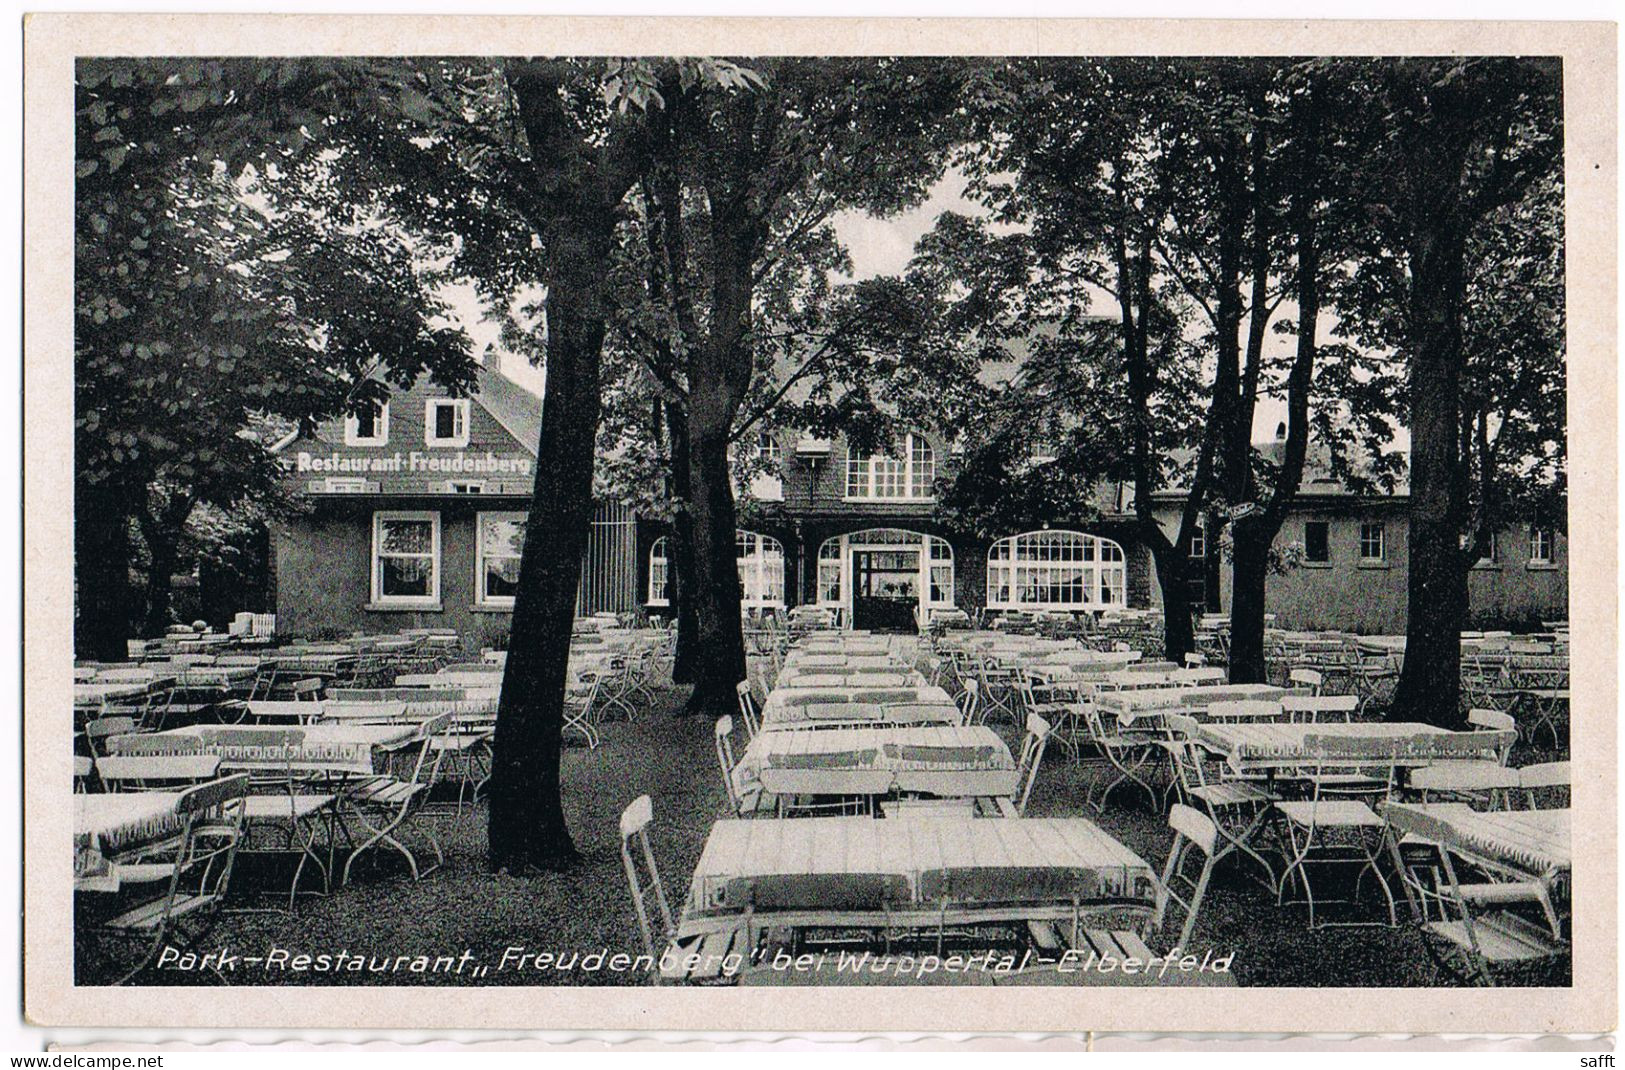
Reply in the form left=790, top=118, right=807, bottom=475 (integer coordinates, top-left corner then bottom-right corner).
left=22, top=13, right=1616, bottom=1037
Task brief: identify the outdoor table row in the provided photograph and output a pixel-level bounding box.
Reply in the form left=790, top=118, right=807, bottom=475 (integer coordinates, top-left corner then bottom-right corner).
left=739, top=723, right=1019, bottom=800
left=660, top=815, right=1187, bottom=986
left=774, top=670, right=926, bottom=690
left=1191, top=721, right=1517, bottom=775
left=1382, top=801, right=1570, bottom=906
left=74, top=790, right=191, bottom=892
left=759, top=685, right=962, bottom=730
left=1094, top=683, right=1287, bottom=727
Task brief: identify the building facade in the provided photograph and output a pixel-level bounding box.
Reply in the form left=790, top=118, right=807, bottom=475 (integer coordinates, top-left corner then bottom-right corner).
left=635, top=427, right=1152, bottom=631
left=270, top=370, right=1567, bottom=638
left=1146, top=491, right=1569, bottom=634
left=270, top=366, right=637, bottom=643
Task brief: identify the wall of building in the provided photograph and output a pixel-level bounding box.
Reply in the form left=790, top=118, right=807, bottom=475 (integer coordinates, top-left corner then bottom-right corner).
left=1146, top=501, right=1569, bottom=633
left=273, top=497, right=519, bottom=647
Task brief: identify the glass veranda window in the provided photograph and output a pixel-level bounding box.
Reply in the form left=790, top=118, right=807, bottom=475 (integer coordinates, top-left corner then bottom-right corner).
left=648, top=537, right=670, bottom=604
left=985, top=530, right=1126, bottom=609
left=735, top=530, right=786, bottom=608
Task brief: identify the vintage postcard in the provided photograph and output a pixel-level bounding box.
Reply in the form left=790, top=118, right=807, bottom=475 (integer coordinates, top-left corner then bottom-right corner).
left=22, top=13, right=1617, bottom=1035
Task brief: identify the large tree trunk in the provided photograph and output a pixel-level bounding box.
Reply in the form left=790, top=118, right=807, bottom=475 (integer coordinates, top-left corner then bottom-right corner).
left=1226, top=521, right=1271, bottom=683
left=75, top=482, right=136, bottom=662
left=138, top=493, right=194, bottom=638
left=678, top=148, right=759, bottom=718
left=664, top=406, right=701, bottom=685
left=1389, top=225, right=1469, bottom=728
left=1226, top=93, right=1321, bottom=688
left=141, top=525, right=180, bottom=637
left=681, top=420, right=748, bottom=716
left=1150, top=545, right=1197, bottom=664
left=488, top=236, right=611, bottom=873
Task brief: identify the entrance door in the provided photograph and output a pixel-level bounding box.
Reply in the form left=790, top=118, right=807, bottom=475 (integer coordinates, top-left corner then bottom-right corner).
left=851, top=549, right=921, bottom=632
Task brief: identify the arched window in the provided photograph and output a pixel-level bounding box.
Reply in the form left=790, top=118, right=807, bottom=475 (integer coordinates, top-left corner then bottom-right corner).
left=736, top=529, right=786, bottom=608
left=649, top=530, right=785, bottom=608
left=647, top=536, right=670, bottom=605
left=986, top=530, right=1127, bottom=610
left=844, top=432, right=936, bottom=500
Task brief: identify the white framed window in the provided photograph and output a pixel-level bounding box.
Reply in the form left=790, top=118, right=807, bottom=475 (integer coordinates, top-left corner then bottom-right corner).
left=425, top=398, right=470, bottom=448
left=1189, top=525, right=1206, bottom=559
left=736, top=530, right=786, bottom=608
left=648, top=537, right=670, bottom=606
left=323, top=477, right=369, bottom=494
left=927, top=534, right=954, bottom=604
left=844, top=432, right=936, bottom=501
left=748, top=434, right=785, bottom=502
left=476, top=512, right=526, bottom=607
left=449, top=480, right=486, bottom=494
left=1529, top=527, right=1555, bottom=566
left=1472, top=531, right=1499, bottom=567
left=372, top=511, right=440, bottom=606
left=986, top=530, right=1127, bottom=610
left=817, top=538, right=843, bottom=605
left=816, top=529, right=955, bottom=610
left=344, top=400, right=389, bottom=446
left=1359, top=522, right=1386, bottom=563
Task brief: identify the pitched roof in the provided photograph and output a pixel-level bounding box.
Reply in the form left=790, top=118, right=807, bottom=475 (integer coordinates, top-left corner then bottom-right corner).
left=473, top=362, right=542, bottom=457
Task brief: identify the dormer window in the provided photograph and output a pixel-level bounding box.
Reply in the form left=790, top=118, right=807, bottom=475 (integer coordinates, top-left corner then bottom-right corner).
left=344, top=400, right=389, bottom=447
left=426, top=399, right=470, bottom=448
left=844, top=432, right=935, bottom=501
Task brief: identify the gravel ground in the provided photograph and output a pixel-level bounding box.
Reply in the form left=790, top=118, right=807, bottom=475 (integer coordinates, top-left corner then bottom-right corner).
left=86, top=681, right=1569, bottom=988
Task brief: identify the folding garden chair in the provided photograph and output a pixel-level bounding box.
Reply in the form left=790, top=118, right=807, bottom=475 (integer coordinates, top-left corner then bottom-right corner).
left=1344, top=639, right=1400, bottom=715
left=1075, top=689, right=1161, bottom=813
left=339, top=713, right=449, bottom=884
left=1280, top=694, right=1359, bottom=724
left=1015, top=673, right=1077, bottom=759
left=563, top=673, right=603, bottom=750
left=1406, top=761, right=1519, bottom=810
left=619, top=794, right=675, bottom=971
left=1288, top=668, right=1324, bottom=695
left=734, top=681, right=761, bottom=738
left=83, top=716, right=139, bottom=760
left=246, top=700, right=326, bottom=725
left=80, top=774, right=250, bottom=985
left=954, top=677, right=982, bottom=726
left=1399, top=838, right=1567, bottom=986
left=96, top=754, right=223, bottom=792
left=1007, top=712, right=1053, bottom=816
left=229, top=729, right=338, bottom=911
left=1273, top=741, right=1399, bottom=930
left=1148, top=804, right=1220, bottom=954
left=1467, top=708, right=1518, bottom=764
left=1205, top=699, right=1287, bottom=724
left=1161, top=713, right=1279, bottom=888
left=1507, top=659, right=1569, bottom=749
left=1517, top=761, right=1570, bottom=810
left=974, top=656, right=1019, bottom=726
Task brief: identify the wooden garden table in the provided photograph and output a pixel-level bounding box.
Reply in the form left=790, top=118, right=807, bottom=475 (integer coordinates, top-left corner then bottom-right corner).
left=744, top=723, right=1018, bottom=800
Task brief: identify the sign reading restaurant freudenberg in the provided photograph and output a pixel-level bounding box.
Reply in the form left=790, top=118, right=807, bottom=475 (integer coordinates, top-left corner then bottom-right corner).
left=294, top=450, right=534, bottom=475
